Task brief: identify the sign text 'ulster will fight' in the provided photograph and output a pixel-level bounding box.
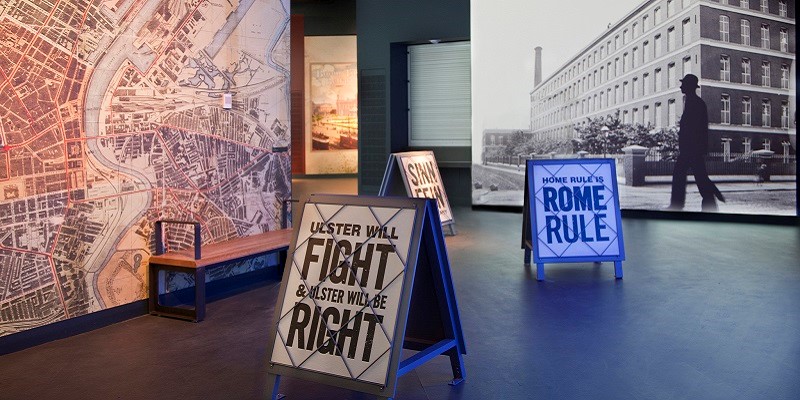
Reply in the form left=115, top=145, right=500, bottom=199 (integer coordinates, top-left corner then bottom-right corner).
left=270, top=203, right=415, bottom=385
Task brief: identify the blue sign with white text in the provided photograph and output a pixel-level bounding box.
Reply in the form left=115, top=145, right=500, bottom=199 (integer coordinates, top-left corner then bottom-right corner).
left=525, top=159, right=625, bottom=276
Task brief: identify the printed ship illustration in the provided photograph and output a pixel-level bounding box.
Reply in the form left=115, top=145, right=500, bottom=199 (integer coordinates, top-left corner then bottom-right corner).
left=338, top=129, right=357, bottom=149
left=312, top=130, right=357, bottom=150
left=312, top=131, right=330, bottom=150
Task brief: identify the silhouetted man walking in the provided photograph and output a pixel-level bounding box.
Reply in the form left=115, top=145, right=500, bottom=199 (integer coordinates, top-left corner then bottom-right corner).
left=669, top=74, right=724, bottom=211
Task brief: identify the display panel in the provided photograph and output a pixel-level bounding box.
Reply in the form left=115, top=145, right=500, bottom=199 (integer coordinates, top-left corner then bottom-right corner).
left=527, top=159, right=624, bottom=263
left=305, top=36, right=358, bottom=174
left=265, top=195, right=466, bottom=399
left=395, top=151, right=454, bottom=225
left=270, top=201, right=416, bottom=384
left=471, top=0, right=796, bottom=216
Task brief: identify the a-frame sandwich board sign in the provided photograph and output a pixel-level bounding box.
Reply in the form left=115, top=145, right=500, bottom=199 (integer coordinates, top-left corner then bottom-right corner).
left=378, top=151, right=456, bottom=235
left=522, top=158, right=625, bottom=281
left=265, top=194, right=466, bottom=400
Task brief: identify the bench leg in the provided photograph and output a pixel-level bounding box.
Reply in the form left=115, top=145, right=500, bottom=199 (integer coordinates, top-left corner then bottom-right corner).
left=148, top=264, right=159, bottom=314
left=278, top=249, right=287, bottom=274
left=148, top=263, right=206, bottom=322
left=194, top=267, right=206, bottom=322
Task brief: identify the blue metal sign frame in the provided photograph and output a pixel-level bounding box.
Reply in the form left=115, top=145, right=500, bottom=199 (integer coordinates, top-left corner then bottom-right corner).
left=523, top=158, right=625, bottom=281
left=265, top=194, right=465, bottom=400
left=379, top=151, right=457, bottom=235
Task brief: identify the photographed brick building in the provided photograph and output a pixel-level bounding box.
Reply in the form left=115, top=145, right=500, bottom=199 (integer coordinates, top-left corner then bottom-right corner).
left=530, top=0, right=795, bottom=155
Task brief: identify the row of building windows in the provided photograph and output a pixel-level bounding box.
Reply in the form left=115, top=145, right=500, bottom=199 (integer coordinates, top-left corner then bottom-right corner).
left=537, top=42, right=693, bottom=108
left=535, top=45, right=789, bottom=118
left=719, top=15, right=790, bottom=51
left=620, top=100, right=676, bottom=127
left=540, top=21, right=788, bottom=106
left=720, top=57, right=790, bottom=87
left=532, top=57, right=696, bottom=124
left=534, top=94, right=789, bottom=132
left=560, top=18, right=692, bottom=84
left=539, top=0, right=790, bottom=95
left=719, top=0, right=789, bottom=17
left=553, top=99, right=683, bottom=129
left=720, top=95, right=790, bottom=128
left=720, top=137, right=794, bottom=156
left=722, top=137, right=775, bottom=155
left=533, top=90, right=681, bottom=129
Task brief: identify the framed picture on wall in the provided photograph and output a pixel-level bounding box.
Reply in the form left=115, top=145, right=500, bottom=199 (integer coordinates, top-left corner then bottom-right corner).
left=305, top=36, right=359, bottom=174
left=310, top=62, right=358, bottom=151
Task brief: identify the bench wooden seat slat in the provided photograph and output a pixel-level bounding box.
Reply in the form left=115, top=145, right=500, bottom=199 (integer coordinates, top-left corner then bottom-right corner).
left=149, top=228, right=292, bottom=322
left=149, top=229, right=292, bottom=268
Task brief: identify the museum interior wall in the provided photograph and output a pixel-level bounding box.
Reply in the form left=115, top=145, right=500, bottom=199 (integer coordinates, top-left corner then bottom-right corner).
left=0, top=0, right=291, bottom=338
left=352, top=0, right=796, bottom=214
left=2, top=0, right=795, bottom=348
left=292, top=0, right=355, bottom=38
left=303, top=36, right=359, bottom=174
left=356, top=0, right=472, bottom=204
left=292, top=0, right=357, bottom=175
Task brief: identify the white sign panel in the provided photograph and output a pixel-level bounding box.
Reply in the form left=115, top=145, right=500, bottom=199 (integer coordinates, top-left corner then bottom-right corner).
left=397, top=151, right=454, bottom=224
left=270, top=201, right=416, bottom=385
left=529, top=159, right=624, bottom=262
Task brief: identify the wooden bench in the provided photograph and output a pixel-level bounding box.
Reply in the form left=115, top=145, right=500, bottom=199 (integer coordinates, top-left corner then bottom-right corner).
left=148, top=220, right=292, bottom=322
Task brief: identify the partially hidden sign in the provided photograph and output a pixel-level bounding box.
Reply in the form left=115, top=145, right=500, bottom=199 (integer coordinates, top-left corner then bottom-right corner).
left=265, top=194, right=465, bottom=399
left=379, top=151, right=454, bottom=228
left=522, top=159, right=625, bottom=281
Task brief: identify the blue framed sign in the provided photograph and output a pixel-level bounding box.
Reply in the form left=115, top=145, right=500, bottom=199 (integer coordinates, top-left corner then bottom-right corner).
left=265, top=195, right=465, bottom=399
left=379, top=151, right=456, bottom=235
left=522, top=158, right=625, bottom=281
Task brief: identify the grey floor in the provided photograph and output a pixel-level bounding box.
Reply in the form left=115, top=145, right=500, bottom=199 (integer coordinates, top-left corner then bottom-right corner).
left=1, top=177, right=798, bottom=400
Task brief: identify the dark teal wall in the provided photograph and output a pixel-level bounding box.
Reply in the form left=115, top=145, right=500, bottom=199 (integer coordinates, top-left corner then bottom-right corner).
left=292, top=0, right=356, bottom=36
left=356, top=0, right=471, bottom=204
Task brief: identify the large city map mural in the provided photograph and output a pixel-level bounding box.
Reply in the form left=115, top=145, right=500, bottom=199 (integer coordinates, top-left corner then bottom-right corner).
left=0, top=0, right=291, bottom=336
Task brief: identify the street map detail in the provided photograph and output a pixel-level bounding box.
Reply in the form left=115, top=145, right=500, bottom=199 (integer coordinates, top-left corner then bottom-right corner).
left=0, top=0, right=291, bottom=336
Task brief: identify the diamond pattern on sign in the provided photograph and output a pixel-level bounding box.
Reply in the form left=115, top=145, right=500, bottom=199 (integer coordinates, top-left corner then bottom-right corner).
left=532, top=162, right=620, bottom=259
left=272, top=201, right=415, bottom=384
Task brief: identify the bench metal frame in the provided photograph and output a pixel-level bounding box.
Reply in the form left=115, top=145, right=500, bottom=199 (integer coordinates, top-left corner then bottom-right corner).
left=148, top=220, right=289, bottom=322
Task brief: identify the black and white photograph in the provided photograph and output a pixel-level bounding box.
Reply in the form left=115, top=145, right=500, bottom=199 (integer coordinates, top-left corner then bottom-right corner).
left=472, top=0, right=796, bottom=215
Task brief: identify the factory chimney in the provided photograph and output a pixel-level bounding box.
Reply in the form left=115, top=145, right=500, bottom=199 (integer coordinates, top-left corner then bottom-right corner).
left=534, top=46, right=543, bottom=87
